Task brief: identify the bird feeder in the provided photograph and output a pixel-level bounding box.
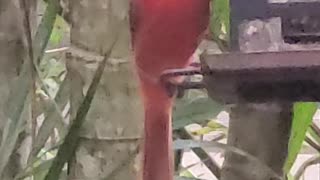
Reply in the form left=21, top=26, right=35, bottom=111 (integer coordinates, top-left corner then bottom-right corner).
left=161, top=0, right=320, bottom=104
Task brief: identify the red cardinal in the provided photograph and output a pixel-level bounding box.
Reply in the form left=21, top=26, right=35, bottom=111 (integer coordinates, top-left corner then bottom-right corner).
left=130, top=1, right=210, bottom=180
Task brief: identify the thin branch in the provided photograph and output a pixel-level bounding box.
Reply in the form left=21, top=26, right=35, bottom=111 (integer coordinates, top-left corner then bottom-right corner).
left=294, top=156, right=320, bottom=180
left=45, top=47, right=69, bottom=54
left=176, top=128, right=221, bottom=179
left=305, top=136, right=320, bottom=152
left=311, top=122, right=320, bottom=137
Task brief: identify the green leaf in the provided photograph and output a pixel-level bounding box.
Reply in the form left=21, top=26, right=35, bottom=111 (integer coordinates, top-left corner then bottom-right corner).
left=173, top=97, right=223, bottom=130
left=284, top=102, right=317, bottom=173
left=192, top=127, right=216, bottom=135
left=0, top=0, right=63, bottom=175
left=19, top=159, right=53, bottom=180
left=33, top=0, right=62, bottom=65
left=49, top=16, right=67, bottom=46
left=0, top=60, right=32, bottom=177
left=287, top=173, right=294, bottom=180
left=16, top=143, right=60, bottom=179
left=29, top=78, right=69, bottom=162
left=207, top=119, right=226, bottom=129
left=179, top=170, right=195, bottom=178
left=210, top=0, right=230, bottom=50
left=40, top=58, right=66, bottom=79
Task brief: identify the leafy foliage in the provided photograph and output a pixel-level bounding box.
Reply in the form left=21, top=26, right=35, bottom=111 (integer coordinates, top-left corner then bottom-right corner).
left=0, top=52, right=33, bottom=176
left=209, top=0, right=230, bottom=50
left=173, top=92, right=223, bottom=130
left=0, top=0, right=42, bottom=176
left=33, top=0, right=62, bottom=64
left=0, top=0, right=67, bottom=178
left=44, top=51, right=112, bottom=179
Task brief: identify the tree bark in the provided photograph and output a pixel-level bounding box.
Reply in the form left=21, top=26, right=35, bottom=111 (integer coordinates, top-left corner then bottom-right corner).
left=65, top=0, right=142, bottom=179
left=220, top=19, right=292, bottom=180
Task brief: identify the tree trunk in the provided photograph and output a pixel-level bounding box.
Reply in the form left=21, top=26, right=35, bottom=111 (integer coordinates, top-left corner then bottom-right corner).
left=65, top=0, right=143, bottom=179
left=220, top=19, right=292, bottom=180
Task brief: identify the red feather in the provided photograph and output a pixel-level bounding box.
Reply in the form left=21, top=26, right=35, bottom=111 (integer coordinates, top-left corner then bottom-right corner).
left=130, top=1, right=210, bottom=179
